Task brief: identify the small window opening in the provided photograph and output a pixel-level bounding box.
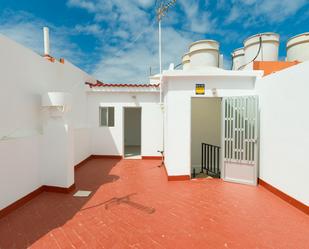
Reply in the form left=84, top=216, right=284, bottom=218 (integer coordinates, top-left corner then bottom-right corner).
left=100, top=107, right=115, bottom=127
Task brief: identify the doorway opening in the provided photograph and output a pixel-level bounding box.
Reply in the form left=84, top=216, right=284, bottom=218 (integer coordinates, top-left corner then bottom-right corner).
left=191, top=97, right=222, bottom=179
left=123, top=107, right=142, bottom=159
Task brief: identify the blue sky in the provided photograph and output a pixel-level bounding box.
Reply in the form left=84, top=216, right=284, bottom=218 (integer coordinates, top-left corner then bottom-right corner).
left=0, top=0, right=308, bottom=83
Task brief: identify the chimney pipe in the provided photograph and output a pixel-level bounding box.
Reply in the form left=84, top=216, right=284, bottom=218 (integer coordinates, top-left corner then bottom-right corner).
left=43, top=27, right=50, bottom=56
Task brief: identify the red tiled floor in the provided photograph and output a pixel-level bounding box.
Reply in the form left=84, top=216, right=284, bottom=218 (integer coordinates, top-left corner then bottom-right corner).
left=0, top=158, right=308, bottom=249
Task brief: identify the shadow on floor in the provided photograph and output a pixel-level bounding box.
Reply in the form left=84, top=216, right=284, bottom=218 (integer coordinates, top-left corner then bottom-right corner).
left=0, top=158, right=121, bottom=249
left=81, top=193, right=156, bottom=214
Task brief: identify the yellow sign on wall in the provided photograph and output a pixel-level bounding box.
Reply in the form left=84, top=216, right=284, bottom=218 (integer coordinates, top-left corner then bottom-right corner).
left=195, top=84, right=205, bottom=95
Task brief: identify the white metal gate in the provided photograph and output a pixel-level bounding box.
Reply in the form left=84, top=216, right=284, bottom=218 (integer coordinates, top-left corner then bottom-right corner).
left=223, top=96, right=259, bottom=185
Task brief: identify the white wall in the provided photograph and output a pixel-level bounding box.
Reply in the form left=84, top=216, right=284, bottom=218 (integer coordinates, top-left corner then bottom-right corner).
left=87, top=91, right=163, bottom=157
left=0, top=34, right=94, bottom=209
left=0, top=35, right=93, bottom=139
left=256, top=62, right=309, bottom=206
left=0, top=136, right=41, bottom=209
left=191, top=98, right=222, bottom=168
left=73, top=128, right=91, bottom=165
left=40, top=118, right=74, bottom=188
left=163, top=75, right=257, bottom=176
left=124, top=108, right=141, bottom=146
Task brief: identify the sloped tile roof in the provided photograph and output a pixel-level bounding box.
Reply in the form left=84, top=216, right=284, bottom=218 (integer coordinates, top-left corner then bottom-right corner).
left=85, top=81, right=160, bottom=88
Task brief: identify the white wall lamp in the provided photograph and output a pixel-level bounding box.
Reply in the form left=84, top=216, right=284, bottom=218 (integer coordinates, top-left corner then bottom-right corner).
left=212, top=88, right=218, bottom=97
left=41, top=92, right=72, bottom=117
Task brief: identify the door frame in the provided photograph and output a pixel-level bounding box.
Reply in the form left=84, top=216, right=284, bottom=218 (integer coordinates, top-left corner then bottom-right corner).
left=190, top=96, right=223, bottom=178
left=123, top=107, right=142, bottom=158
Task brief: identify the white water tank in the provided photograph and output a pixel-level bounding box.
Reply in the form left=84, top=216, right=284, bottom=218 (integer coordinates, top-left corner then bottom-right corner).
left=182, top=53, right=190, bottom=70
left=231, top=47, right=245, bottom=70
left=287, top=33, right=309, bottom=62
left=188, top=40, right=220, bottom=68
left=244, top=33, right=280, bottom=64
left=219, top=54, right=224, bottom=68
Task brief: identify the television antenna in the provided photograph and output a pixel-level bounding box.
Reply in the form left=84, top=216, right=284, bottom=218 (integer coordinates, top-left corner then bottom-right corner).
left=156, top=0, right=177, bottom=75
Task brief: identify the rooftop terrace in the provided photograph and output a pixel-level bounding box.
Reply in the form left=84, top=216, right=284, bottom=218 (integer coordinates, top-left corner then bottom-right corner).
left=0, top=158, right=308, bottom=249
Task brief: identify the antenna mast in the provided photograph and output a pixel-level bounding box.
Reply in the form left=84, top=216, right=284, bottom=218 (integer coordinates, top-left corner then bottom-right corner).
left=156, top=0, right=177, bottom=75
left=156, top=0, right=177, bottom=104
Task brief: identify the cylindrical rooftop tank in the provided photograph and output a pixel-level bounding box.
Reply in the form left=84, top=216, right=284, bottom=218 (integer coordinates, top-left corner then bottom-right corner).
left=231, top=47, right=245, bottom=70
left=188, top=40, right=220, bottom=68
left=287, top=33, right=309, bottom=62
left=182, top=53, right=190, bottom=70
left=244, top=33, right=280, bottom=64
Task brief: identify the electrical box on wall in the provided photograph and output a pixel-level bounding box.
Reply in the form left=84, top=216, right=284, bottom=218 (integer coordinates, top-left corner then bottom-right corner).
left=195, top=84, right=205, bottom=95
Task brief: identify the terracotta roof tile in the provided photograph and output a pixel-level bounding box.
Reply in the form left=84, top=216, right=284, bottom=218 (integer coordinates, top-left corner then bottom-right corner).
left=85, top=81, right=160, bottom=88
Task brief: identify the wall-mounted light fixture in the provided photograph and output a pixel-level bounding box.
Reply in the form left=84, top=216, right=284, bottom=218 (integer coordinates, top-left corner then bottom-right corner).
left=212, top=88, right=218, bottom=97
left=42, top=92, right=72, bottom=117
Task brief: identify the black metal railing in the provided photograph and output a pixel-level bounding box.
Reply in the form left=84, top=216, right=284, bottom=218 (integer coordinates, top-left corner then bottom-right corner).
left=201, top=143, right=221, bottom=178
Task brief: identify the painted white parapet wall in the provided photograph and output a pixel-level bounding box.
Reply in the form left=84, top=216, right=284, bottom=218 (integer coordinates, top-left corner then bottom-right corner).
left=256, top=61, right=309, bottom=206
left=41, top=116, right=74, bottom=188
left=73, top=128, right=91, bottom=165
left=0, top=136, right=41, bottom=210
left=0, top=34, right=95, bottom=209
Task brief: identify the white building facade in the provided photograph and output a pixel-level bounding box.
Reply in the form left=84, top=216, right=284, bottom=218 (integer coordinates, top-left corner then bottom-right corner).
left=0, top=32, right=308, bottom=215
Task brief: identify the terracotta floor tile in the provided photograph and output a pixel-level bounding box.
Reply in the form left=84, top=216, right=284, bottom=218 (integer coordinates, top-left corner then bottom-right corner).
left=0, top=158, right=308, bottom=249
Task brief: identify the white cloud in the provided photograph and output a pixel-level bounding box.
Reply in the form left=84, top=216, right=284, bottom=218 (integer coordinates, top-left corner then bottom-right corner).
left=67, top=0, right=154, bottom=29
left=238, top=0, right=256, bottom=5
left=257, top=0, right=308, bottom=22
left=74, top=24, right=104, bottom=36
left=178, top=0, right=218, bottom=34
left=66, top=0, right=97, bottom=12
left=113, top=30, right=130, bottom=39
left=68, top=0, right=307, bottom=83
left=134, top=0, right=155, bottom=9
left=92, top=25, right=194, bottom=83
left=66, top=0, right=245, bottom=82
left=66, top=0, right=199, bottom=83
left=0, top=10, right=88, bottom=66
left=225, top=6, right=240, bottom=24
left=226, top=0, right=308, bottom=25
left=216, top=0, right=229, bottom=10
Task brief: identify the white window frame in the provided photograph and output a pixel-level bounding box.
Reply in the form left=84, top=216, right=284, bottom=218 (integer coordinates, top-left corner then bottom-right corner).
left=99, top=107, right=115, bottom=127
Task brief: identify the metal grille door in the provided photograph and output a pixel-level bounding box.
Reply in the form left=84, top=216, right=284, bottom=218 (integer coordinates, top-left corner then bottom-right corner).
left=223, top=96, right=259, bottom=185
